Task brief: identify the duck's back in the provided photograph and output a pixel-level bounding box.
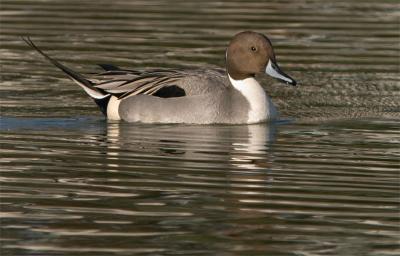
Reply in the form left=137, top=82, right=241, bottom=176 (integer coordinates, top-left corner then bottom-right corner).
left=90, top=67, right=230, bottom=99
left=170, top=68, right=230, bottom=97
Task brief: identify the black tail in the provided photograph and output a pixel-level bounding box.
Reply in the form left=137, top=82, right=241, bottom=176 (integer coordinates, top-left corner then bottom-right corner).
left=23, top=37, right=111, bottom=116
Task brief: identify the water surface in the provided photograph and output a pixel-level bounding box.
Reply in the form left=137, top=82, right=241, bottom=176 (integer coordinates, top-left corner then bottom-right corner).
left=1, top=0, right=399, bottom=255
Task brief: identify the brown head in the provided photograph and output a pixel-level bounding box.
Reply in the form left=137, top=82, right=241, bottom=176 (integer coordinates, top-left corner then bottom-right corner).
left=226, top=31, right=296, bottom=86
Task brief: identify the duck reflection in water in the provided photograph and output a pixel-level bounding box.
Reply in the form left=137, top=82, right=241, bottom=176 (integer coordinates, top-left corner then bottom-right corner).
left=104, top=121, right=277, bottom=182
left=103, top=122, right=280, bottom=234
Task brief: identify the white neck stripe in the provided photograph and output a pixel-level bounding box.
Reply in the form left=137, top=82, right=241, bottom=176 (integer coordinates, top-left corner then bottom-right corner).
left=228, top=75, right=276, bottom=123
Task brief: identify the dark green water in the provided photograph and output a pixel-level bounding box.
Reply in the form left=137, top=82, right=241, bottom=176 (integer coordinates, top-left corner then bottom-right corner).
left=1, top=0, right=399, bottom=255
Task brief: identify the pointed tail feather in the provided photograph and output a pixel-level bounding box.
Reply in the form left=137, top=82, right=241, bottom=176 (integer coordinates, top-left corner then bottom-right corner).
left=23, top=37, right=113, bottom=117
left=22, top=36, right=108, bottom=100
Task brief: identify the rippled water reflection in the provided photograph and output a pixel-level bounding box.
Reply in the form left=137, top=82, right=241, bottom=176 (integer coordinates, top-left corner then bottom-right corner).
left=1, top=0, right=399, bottom=255
left=1, top=118, right=399, bottom=255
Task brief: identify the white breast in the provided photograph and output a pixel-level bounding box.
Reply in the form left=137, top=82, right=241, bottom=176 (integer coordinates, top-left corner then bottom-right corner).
left=229, top=75, right=277, bottom=123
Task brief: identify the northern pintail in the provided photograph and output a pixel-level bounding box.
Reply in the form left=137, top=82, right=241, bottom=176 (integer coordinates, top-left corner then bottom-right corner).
left=23, top=31, right=296, bottom=124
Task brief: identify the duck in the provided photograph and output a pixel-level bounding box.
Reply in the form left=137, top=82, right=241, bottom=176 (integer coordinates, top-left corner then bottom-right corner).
left=23, top=31, right=296, bottom=124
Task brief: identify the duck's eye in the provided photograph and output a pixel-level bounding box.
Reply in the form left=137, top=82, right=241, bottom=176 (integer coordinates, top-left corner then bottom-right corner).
left=251, top=46, right=257, bottom=52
